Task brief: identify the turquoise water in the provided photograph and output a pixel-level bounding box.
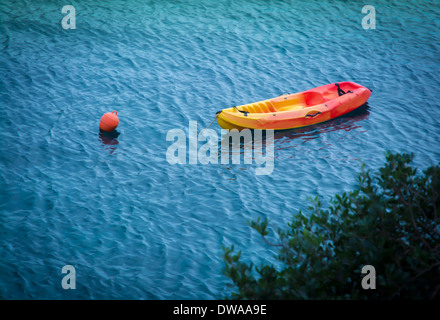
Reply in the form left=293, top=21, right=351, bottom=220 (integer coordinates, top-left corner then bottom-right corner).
left=1, top=0, right=439, bottom=299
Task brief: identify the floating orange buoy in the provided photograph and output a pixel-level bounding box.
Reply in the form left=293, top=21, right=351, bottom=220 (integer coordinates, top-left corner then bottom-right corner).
left=99, top=111, right=119, bottom=132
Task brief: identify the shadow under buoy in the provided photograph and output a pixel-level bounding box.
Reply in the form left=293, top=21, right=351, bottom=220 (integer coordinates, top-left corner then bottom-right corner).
left=99, top=130, right=120, bottom=154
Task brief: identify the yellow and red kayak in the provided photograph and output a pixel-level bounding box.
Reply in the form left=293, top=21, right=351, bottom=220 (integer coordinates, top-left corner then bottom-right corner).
left=216, top=82, right=372, bottom=130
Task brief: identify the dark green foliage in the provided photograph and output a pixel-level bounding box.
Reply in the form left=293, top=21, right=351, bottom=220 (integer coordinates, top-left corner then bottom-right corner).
left=223, top=152, right=440, bottom=299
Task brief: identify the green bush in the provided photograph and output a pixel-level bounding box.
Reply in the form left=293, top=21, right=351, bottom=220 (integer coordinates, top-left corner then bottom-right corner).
left=223, top=152, right=440, bottom=299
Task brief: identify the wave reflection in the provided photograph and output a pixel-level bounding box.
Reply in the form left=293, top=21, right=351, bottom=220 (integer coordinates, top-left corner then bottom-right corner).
left=99, top=130, right=120, bottom=154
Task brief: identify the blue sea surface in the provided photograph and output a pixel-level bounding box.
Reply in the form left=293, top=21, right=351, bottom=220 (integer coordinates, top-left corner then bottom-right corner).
left=1, top=0, right=439, bottom=299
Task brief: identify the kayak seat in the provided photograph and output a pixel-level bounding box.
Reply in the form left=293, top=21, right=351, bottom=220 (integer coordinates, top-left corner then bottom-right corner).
left=304, top=91, right=325, bottom=106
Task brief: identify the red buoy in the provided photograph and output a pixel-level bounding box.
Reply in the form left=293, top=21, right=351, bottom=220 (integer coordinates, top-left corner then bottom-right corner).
left=99, top=111, right=119, bottom=132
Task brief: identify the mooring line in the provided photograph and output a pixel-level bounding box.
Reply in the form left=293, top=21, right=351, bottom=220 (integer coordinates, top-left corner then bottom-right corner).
left=200, top=111, right=221, bottom=136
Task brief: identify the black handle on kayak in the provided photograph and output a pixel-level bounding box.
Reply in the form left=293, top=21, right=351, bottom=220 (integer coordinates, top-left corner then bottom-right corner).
left=305, top=111, right=322, bottom=118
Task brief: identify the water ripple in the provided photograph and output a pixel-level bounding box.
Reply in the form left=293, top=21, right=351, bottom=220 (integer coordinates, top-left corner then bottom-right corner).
left=1, top=0, right=440, bottom=299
